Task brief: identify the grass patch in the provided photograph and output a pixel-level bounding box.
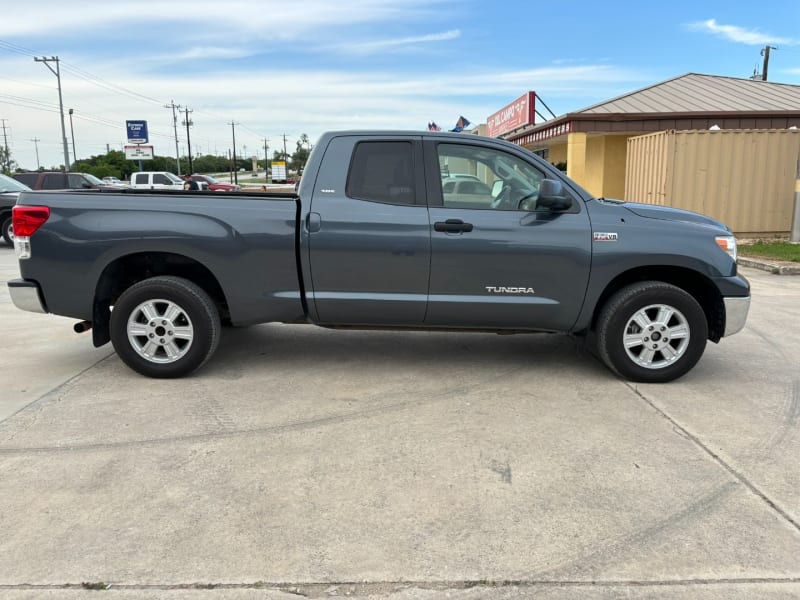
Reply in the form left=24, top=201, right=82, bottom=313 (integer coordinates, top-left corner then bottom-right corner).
left=740, top=240, right=800, bottom=263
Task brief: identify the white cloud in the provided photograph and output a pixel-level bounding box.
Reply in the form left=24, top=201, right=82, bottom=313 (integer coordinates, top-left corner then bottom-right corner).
left=688, top=19, right=795, bottom=46
left=169, top=47, right=255, bottom=61
left=335, top=29, right=461, bottom=54
left=1, top=0, right=452, bottom=41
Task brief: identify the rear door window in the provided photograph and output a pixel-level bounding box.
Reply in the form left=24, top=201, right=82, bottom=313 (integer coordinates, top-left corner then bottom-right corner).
left=41, top=174, right=68, bottom=189
left=346, top=141, right=416, bottom=205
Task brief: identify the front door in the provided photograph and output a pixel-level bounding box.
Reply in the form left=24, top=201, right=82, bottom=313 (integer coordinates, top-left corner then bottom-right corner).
left=424, top=140, right=591, bottom=331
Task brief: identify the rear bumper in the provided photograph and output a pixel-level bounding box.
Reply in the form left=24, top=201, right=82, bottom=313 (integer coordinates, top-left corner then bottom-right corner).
left=7, top=278, right=47, bottom=314
left=723, top=295, right=750, bottom=337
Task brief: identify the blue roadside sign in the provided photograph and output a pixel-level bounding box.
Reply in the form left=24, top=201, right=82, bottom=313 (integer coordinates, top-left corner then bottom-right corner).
left=126, top=120, right=149, bottom=144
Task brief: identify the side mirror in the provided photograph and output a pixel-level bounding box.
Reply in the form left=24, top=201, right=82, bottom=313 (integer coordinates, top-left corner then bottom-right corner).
left=537, top=178, right=572, bottom=211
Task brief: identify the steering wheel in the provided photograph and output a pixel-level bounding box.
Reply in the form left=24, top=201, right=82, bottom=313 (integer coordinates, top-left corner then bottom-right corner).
left=490, top=184, right=513, bottom=210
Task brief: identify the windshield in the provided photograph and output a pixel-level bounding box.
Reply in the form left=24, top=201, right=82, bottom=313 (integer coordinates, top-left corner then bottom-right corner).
left=201, top=175, right=219, bottom=183
left=166, top=173, right=183, bottom=183
left=0, top=173, right=31, bottom=193
left=84, top=173, right=105, bottom=185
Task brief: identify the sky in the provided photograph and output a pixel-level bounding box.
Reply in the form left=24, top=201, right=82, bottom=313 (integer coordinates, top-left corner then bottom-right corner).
left=1, top=0, right=799, bottom=171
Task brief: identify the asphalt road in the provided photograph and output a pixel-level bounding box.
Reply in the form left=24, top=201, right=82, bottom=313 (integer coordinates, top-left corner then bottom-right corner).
left=0, top=245, right=798, bottom=599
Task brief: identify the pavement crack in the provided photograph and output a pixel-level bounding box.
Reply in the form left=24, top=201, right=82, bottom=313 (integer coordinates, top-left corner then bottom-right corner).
left=626, top=382, right=800, bottom=535
left=0, top=351, right=115, bottom=429
left=0, top=364, right=529, bottom=456
left=1, top=577, right=800, bottom=593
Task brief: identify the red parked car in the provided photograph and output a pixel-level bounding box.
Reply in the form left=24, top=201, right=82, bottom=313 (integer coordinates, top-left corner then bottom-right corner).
left=189, top=174, right=240, bottom=192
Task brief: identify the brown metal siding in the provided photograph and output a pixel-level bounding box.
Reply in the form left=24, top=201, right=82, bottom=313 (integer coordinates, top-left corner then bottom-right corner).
left=626, top=130, right=800, bottom=233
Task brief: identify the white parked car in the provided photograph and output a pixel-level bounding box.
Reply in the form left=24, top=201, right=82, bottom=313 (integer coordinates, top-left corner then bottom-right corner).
left=129, top=171, right=185, bottom=190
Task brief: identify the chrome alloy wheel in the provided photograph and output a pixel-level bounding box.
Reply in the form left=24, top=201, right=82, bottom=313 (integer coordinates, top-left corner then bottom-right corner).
left=623, top=304, right=690, bottom=369
left=126, top=299, right=194, bottom=364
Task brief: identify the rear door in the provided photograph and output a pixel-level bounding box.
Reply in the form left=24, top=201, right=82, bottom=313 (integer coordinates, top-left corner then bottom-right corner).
left=306, top=135, right=430, bottom=325
left=424, top=138, right=592, bottom=331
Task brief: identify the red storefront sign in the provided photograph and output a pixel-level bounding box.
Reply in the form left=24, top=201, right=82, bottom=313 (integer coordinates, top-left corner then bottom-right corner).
left=486, top=91, right=536, bottom=138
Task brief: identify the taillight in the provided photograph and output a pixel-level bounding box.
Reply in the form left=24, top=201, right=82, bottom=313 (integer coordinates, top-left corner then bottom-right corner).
left=13, top=205, right=50, bottom=260
left=13, top=205, right=50, bottom=236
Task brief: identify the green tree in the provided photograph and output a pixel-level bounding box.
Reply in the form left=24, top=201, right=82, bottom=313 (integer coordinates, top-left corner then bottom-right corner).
left=0, top=147, right=17, bottom=174
left=290, top=134, right=310, bottom=174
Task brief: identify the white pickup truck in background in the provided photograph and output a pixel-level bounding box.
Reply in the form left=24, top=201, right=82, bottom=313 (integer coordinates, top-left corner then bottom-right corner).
left=129, top=171, right=207, bottom=190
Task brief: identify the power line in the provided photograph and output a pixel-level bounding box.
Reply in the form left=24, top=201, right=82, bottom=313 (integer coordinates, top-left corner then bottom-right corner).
left=60, top=62, right=166, bottom=107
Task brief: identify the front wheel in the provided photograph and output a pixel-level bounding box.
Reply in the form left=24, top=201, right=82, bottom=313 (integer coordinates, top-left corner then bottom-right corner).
left=110, top=276, right=221, bottom=378
left=596, top=282, right=708, bottom=383
left=1, top=215, right=13, bottom=246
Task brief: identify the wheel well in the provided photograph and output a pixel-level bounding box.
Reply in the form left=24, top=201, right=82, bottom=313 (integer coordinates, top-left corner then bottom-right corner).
left=590, top=266, right=725, bottom=342
left=92, top=252, right=230, bottom=346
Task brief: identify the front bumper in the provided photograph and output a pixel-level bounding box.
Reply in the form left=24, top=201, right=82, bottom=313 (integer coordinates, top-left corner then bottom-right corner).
left=7, top=279, right=47, bottom=314
left=723, top=295, right=750, bottom=337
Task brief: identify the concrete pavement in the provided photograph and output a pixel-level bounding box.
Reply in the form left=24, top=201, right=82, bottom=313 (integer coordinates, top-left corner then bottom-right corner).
left=0, top=246, right=798, bottom=599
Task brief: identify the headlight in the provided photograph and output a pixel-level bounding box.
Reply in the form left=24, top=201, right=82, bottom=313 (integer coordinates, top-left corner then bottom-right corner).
left=715, top=235, right=737, bottom=261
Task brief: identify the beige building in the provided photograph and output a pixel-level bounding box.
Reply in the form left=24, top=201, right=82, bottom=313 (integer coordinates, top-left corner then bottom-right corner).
left=500, top=73, right=800, bottom=234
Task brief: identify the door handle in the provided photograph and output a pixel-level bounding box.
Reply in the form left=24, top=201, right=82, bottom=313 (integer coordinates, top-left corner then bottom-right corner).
left=306, top=212, right=321, bottom=233
left=434, top=219, right=473, bottom=233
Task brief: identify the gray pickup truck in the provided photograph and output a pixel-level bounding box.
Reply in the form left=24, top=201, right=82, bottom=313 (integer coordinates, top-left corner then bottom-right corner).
left=7, top=131, right=750, bottom=382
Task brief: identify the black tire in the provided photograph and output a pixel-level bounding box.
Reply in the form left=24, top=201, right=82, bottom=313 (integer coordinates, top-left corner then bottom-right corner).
left=596, top=281, right=707, bottom=383
left=110, top=276, right=221, bottom=378
left=1, top=215, right=12, bottom=247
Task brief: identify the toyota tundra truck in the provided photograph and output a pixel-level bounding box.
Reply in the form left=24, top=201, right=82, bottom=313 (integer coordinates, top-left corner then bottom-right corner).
left=7, top=131, right=750, bottom=382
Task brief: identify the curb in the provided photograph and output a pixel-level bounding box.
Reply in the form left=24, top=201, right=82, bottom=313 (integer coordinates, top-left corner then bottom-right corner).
left=738, top=256, right=800, bottom=275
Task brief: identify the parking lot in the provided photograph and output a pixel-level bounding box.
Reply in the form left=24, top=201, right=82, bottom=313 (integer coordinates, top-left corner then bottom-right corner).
left=0, top=244, right=798, bottom=599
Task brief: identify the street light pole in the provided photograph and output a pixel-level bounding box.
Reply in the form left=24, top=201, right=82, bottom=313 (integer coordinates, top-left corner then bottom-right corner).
left=68, top=108, right=77, bottom=166
left=34, top=56, right=70, bottom=172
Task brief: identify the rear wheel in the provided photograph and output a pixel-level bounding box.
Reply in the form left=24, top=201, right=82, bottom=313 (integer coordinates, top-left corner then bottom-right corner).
left=1, top=215, right=12, bottom=246
left=596, top=282, right=707, bottom=383
left=110, top=276, right=220, bottom=378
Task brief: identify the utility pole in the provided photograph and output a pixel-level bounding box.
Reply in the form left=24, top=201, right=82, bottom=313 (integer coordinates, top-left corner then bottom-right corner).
left=34, top=56, right=70, bottom=172
left=68, top=109, right=77, bottom=166
left=164, top=100, right=182, bottom=175
left=182, top=107, right=194, bottom=174
left=264, top=138, right=269, bottom=182
left=1, top=119, right=9, bottom=173
left=30, top=138, right=41, bottom=170
left=282, top=133, right=288, bottom=163
left=229, top=122, right=239, bottom=185
left=761, top=45, right=778, bottom=81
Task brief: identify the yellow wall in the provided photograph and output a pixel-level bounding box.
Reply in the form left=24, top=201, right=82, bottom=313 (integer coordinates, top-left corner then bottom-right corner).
left=584, top=136, right=607, bottom=197
left=548, top=143, right=567, bottom=165
left=564, top=134, right=629, bottom=198
left=601, top=136, right=629, bottom=199
left=566, top=132, right=588, bottom=190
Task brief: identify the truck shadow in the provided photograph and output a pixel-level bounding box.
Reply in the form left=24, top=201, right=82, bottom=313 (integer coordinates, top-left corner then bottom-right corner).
left=205, top=323, right=609, bottom=380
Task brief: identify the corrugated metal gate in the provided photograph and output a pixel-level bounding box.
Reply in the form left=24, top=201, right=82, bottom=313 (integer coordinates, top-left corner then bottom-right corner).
left=626, top=129, right=800, bottom=234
